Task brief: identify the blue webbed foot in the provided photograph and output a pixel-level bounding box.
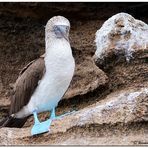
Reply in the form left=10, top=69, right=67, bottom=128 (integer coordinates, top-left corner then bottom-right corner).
left=31, top=111, right=52, bottom=136
left=31, top=108, right=75, bottom=136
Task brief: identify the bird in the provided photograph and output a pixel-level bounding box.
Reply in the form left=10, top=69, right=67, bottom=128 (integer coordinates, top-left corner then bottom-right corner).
left=0, top=16, right=75, bottom=135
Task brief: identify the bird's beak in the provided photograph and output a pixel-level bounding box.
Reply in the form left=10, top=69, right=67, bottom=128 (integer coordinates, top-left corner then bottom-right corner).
left=54, top=25, right=69, bottom=41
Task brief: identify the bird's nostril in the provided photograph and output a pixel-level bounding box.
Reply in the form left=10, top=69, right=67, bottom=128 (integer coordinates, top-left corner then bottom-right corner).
left=54, top=26, right=58, bottom=31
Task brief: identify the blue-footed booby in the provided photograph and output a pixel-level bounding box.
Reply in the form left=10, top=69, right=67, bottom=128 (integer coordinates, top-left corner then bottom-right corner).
left=0, top=16, right=75, bottom=135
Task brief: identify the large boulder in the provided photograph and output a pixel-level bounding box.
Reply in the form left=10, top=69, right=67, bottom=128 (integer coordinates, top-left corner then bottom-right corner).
left=94, top=13, right=148, bottom=68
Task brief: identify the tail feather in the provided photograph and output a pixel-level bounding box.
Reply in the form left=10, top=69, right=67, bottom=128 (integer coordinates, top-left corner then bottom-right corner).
left=0, top=116, right=28, bottom=128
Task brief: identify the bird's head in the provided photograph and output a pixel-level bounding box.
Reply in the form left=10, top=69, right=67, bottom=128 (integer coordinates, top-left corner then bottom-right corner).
left=45, top=16, right=70, bottom=42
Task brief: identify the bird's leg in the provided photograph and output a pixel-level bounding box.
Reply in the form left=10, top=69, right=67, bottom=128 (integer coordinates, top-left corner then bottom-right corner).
left=50, top=108, right=56, bottom=120
left=31, top=110, right=52, bottom=136
left=50, top=107, right=75, bottom=120
left=33, top=110, right=40, bottom=124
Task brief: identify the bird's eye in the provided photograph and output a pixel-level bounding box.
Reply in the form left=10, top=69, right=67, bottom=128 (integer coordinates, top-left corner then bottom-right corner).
left=54, top=26, right=58, bottom=31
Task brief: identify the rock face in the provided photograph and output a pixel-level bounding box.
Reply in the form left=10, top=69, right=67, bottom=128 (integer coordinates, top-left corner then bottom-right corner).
left=94, top=13, right=148, bottom=65
left=64, top=57, right=108, bottom=99
left=0, top=4, right=148, bottom=146
left=0, top=3, right=146, bottom=21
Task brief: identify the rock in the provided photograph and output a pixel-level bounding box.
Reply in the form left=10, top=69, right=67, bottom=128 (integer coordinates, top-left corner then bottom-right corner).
left=0, top=78, right=3, bottom=92
left=60, top=87, right=148, bottom=128
left=94, top=13, right=148, bottom=67
left=64, top=57, right=108, bottom=99
left=0, top=87, right=148, bottom=145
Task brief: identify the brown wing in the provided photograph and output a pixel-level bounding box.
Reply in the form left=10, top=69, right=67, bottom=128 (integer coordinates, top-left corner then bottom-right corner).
left=9, top=56, right=45, bottom=115
left=19, top=54, right=45, bottom=76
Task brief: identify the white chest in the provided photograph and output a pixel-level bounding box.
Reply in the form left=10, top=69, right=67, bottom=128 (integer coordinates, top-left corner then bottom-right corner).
left=27, top=41, right=75, bottom=113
